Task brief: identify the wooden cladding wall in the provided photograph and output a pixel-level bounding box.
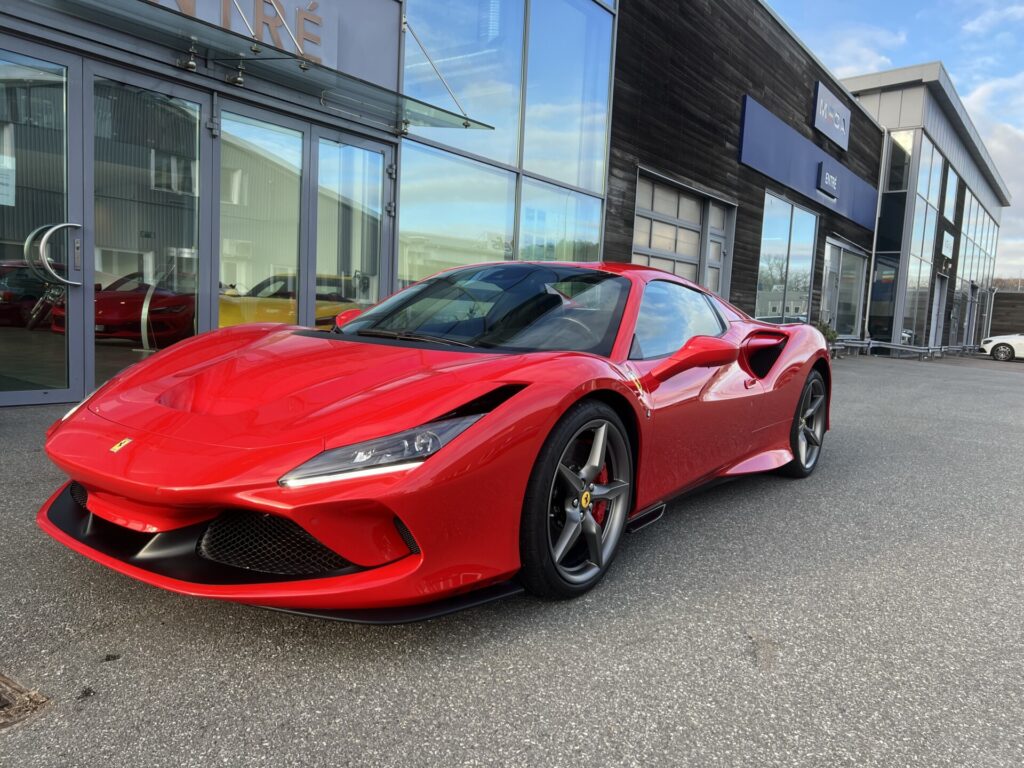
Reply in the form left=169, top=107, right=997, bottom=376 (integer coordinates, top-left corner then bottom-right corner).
left=991, top=293, right=1024, bottom=337
left=606, top=0, right=885, bottom=315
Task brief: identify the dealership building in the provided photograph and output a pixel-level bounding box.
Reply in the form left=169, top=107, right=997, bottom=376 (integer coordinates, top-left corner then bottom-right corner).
left=0, top=0, right=1009, bottom=407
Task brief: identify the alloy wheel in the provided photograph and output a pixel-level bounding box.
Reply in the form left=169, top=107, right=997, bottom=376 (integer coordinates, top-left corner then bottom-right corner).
left=546, top=419, right=631, bottom=585
left=796, top=378, right=827, bottom=469
left=993, top=344, right=1013, bottom=362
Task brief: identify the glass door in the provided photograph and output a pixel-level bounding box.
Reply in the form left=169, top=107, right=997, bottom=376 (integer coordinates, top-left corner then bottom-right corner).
left=217, top=106, right=306, bottom=328
left=0, top=41, right=85, bottom=405
left=309, top=129, right=392, bottom=326
left=821, top=241, right=866, bottom=339
left=84, top=63, right=211, bottom=384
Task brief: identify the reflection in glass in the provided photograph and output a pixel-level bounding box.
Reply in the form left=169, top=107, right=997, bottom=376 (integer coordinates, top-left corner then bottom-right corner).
left=835, top=251, right=865, bottom=336
left=887, top=131, right=914, bottom=192
left=755, top=194, right=794, bottom=322
left=867, top=256, right=897, bottom=341
left=522, top=0, right=612, bottom=193
left=943, top=166, right=958, bottom=222
left=630, top=281, right=724, bottom=360
left=404, top=0, right=524, bottom=165
left=0, top=50, right=68, bottom=392
left=91, top=79, right=200, bottom=382
left=219, top=113, right=302, bottom=326
left=316, top=138, right=384, bottom=325
left=785, top=208, right=816, bottom=323
left=398, top=141, right=514, bottom=285
left=518, top=179, right=602, bottom=262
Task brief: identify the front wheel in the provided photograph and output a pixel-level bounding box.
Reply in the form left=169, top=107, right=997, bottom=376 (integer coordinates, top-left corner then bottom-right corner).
left=992, top=344, right=1015, bottom=362
left=779, top=371, right=827, bottom=478
left=519, top=401, right=633, bottom=599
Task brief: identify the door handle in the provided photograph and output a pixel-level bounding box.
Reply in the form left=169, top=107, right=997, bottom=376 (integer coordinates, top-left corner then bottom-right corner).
left=21, top=224, right=54, bottom=283
left=37, top=222, right=83, bottom=287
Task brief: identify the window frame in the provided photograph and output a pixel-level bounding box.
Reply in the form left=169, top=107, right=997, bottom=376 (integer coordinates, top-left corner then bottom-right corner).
left=755, top=191, right=819, bottom=325
left=631, top=172, right=735, bottom=295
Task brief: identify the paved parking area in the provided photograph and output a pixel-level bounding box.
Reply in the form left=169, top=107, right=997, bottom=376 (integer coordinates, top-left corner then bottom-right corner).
left=2, top=355, right=1023, bottom=767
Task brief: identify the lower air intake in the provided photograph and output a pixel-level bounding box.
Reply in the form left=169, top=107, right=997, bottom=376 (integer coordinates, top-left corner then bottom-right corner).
left=69, top=481, right=89, bottom=509
left=197, top=510, right=352, bottom=577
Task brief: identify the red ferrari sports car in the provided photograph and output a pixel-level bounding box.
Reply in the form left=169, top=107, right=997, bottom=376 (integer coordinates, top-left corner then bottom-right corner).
left=38, top=262, right=830, bottom=622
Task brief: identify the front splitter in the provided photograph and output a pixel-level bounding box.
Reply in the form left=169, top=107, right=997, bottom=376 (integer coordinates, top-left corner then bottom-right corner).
left=261, top=580, right=526, bottom=625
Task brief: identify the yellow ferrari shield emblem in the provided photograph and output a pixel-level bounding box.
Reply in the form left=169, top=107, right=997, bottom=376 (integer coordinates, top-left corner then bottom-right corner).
left=109, top=438, right=133, bottom=453
left=581, top=491, right=592, bottom=509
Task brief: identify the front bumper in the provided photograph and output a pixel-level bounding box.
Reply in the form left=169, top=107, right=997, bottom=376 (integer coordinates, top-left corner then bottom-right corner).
left=38, top=482, right=437, bottom=610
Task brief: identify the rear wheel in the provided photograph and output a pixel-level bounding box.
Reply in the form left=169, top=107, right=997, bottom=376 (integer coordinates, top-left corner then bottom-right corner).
left=780, top=371, right=827, bottom=478
left=520, top=401, right=633, bottom=599
left=992, top=344, right=1014, bottom=362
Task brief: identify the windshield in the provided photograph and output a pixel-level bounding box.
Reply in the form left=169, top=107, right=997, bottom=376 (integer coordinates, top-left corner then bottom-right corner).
left=340, top=264, right=630, bottom=356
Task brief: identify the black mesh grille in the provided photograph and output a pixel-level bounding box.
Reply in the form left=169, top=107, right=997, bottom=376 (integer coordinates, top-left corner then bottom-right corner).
left=197, top=511, right=352, bottom=577
left=69, top=482, right=89, bottom=509
left=393, top=517, right=420, bottom=555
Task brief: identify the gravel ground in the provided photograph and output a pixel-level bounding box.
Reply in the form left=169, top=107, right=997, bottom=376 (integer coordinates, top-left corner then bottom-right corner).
left=1, top=354, right=1023, bottom=767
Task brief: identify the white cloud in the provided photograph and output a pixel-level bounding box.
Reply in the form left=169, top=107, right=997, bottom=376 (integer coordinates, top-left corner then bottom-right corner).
left=815, top=26, right=908, bottom=78
left=964, top=73, right=1024, bottom=277
left=963, top=5, right=1024, bottom=35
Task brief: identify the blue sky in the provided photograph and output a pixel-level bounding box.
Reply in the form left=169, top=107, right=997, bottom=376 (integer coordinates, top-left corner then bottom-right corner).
left=766, top=0, right=1024, bottom=278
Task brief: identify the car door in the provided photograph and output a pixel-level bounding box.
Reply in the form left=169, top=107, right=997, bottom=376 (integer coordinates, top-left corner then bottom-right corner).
left=626, top=280, right=762, bottom=503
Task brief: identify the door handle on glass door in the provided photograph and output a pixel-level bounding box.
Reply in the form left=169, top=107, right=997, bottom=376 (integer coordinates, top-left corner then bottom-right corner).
left=37, top=222, right=83, bottom=287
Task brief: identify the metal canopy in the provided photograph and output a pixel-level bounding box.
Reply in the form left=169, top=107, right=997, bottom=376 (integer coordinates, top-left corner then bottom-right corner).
left=25, top=0, right=492, bottom=133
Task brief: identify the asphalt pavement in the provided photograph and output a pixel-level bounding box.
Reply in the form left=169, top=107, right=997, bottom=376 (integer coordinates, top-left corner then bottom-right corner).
left=1, top=354, right=1023, bottom=767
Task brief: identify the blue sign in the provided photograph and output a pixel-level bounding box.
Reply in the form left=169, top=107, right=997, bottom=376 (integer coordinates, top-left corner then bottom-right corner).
left=739, top=96, right=878, bottom=230
left=814, top=82, right=852, bottom=151
left=818, top=161, right=840, bottom=198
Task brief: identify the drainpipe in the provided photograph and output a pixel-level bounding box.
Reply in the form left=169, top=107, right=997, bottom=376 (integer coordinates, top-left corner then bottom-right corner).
left=986, top=287, right=998, bottom=339
left=862, top=128, right=889, bottom=342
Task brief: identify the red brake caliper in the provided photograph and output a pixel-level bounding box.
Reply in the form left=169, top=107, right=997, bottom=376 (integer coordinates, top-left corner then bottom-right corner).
left=592, top=466, right=609, bottom=526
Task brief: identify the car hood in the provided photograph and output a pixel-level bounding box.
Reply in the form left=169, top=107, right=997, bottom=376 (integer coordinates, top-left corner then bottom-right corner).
left=84, top=325, right=534, bottom=449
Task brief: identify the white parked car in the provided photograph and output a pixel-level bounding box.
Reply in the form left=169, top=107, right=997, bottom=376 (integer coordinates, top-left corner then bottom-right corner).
left=981, top=333, right=1024, bottom=362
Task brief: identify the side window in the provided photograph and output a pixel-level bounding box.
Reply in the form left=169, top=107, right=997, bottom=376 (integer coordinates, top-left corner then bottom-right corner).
left=630, top=281, right=725, bottom=360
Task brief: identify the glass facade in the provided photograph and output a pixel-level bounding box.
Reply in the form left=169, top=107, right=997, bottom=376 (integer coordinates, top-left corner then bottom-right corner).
left=398, top=142, right=515, bottom=284
left=874, top=128, right=1000, bottom=348
left=92, top=78, right=201, bottom=381
left=522, top=0, right=613, bottom=193
left=631, top=176, right=733, bottom=291
left=400, top=0, right=614, bottom=285
left=0, top=50, right=70, bottom=393
left=315, top=137, right=386, bottom=319
left=218, top=112, right=303, bottom=326
left=403, top=0, right=525, bottom=165
left=755, top=193, right=817, bottom=323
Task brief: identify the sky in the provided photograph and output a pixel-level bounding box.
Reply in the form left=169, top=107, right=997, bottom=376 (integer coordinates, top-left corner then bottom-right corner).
left=766, top=0, right=1024, bottom=279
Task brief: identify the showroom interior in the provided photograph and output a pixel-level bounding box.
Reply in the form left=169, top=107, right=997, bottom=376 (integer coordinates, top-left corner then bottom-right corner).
left=0, top=0, right=1009, bottom=407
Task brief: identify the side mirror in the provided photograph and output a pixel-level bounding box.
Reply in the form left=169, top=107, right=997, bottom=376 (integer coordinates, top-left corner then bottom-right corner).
left=650, top=335, right=740, bottom=383
left=333, top=308, right=363, bottom=329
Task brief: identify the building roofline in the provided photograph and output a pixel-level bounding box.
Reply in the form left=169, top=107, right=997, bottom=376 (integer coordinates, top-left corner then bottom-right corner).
left=754, top=0, right=884, bottom=135
left=843, top=62, right=1012, bottom=207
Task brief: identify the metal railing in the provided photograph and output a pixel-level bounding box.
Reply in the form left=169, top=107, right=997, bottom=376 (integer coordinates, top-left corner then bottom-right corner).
left=830, top=339, right=981, bottom=360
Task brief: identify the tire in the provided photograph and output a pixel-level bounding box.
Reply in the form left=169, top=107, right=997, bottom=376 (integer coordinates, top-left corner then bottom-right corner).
left=992, top=344, right=1015, bottom=362
left=519, top=400, right=633, bottom=599
left=779, top=370, right=827, bottom=479
left=25, top=299, right=52, bottom=331
left=18, top=298, right=37, bottom=326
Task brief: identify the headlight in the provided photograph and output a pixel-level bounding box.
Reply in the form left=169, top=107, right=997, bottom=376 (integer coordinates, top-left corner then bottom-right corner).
left=61, top=389, right=98, bottom=422
left=982, top=339, right=992, bottom=345
left=278, top=415, right=482, bottom=488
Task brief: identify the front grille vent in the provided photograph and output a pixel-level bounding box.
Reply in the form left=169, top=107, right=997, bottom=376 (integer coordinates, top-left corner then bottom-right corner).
left=69, top=481, right=89, bottom=510
left=393, top=516, right=420, bottom=555
left=197, top=511, right=352, bottom=577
